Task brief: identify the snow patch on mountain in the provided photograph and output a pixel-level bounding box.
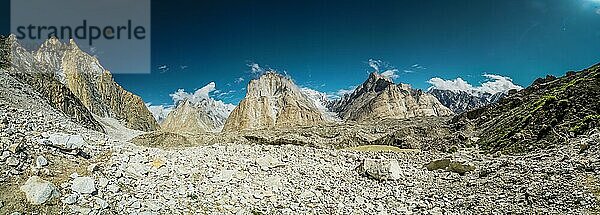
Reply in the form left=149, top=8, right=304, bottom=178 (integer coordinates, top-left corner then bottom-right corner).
left=300, top=87, right=341, bottom=122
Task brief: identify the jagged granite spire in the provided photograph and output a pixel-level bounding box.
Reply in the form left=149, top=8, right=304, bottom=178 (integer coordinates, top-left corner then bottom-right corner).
left=223, top=72, right=325, bottom=131
left=328, top=72, right=453, bottom=121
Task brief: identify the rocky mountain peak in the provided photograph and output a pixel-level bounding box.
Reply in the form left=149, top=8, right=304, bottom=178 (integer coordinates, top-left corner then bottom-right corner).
left=362, top=72, right=394, bottom=92
left=223, top=72, right=325, bottom=131
left=329, top=73, right=453, bottom=121
left=33, top=37, right=159, bottom=131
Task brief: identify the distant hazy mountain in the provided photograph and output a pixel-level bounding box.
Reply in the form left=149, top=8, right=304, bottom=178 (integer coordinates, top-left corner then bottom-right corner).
left=328, top=72, right=453, bottom=121
left=223, top=72, right=325, bottom=131
left=300, top=87, right=341, bottom=122
left=428, top=89, right=506, bottom=114
left=161, top=97, right=235, bottom=133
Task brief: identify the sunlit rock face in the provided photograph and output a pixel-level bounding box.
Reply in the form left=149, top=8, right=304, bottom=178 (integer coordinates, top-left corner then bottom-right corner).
left=223, top=72, right=325, bottom=131
left=34, top=37, right=159, bottom=132
left=1, top=35, right=104, bottom=132
left=329, top=72, right=453, bottom=122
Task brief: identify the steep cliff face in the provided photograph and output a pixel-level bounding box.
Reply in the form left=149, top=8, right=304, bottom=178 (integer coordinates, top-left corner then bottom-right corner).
left=329, top=72, right=453, bottom=121
left=223, top=72, right=325, bottom=131
left=1, top=35, right=104, bottom=132
left=161, top=98, right=235, bottom=133
left=428, top=89, right=506, bottom=114
left=35, top=38, right=159, bottom=132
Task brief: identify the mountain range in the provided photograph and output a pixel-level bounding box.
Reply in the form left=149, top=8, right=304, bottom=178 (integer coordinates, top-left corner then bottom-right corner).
left=2, top=35, right=159, bottom=132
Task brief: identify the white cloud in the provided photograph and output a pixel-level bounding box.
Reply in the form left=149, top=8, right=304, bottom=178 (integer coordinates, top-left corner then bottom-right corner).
left=170, top=82, right=217, bottom=104
left=380, top=69, right=399, bottom=80
left=158, top=65, right=169, bottom=73
left=428, top=74, right=523, bottom=95
left=368, top=59, right=382, bottom=72
left=235, top=77, right=245, bottom=83
left=368, top=59, right=399, bottom=81
left=248, top=62, right=265, bottom=75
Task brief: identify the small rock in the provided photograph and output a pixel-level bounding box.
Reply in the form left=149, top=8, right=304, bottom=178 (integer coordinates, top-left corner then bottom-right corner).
left=107, top=184, right=120, bottom=193
left=299, top=190, right=315, bottom=199
left=255, top=155, right=285, bottom=170
left=6, top=157, right=19, bottom=166
left=19, top=176, right=60, bottom=205
left=71, top=177, right=96, bottom=194
left=61, top=193, right=79, bottom=205
left=70, top=205, right=92, bottom=214
left=151, top=158, right=165, bottom=169
left=357, top=159, right=402, bottom=180
left=69, top=172, right=79, bottom=179
left=126, top=162, right=150, bottom=177
left=211, top=169, right=237, bottom=183
left=35, top=155, right=48, bottom=167
left=87, top=163, right=99, bottom=173
left=0, top=151, right=10, bottom=161
left=95, top=198, right=109, bottom=209
left=131, top=200, right=141, bottom=209
left=97, top=177, right=109, bottom=188
left=8, top=143, right=20, bottom=153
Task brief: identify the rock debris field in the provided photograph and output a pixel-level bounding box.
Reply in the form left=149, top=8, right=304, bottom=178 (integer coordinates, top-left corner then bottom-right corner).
left=1, top=105, right=599, bottom=214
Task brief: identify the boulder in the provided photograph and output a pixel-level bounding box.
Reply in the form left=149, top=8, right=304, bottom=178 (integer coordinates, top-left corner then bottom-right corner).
left=19, top=176, right=60, bottom=205
left=425, top=159, right=450, bottom=171
left=46, top=133, right=86, bottom=150
left=357, top=159, right=402, bottom=180
left=425, top=159, right=475, bottom=175
left=448, top=161, right=476, bottom=175
left=71, top=177, right=96, bottom=194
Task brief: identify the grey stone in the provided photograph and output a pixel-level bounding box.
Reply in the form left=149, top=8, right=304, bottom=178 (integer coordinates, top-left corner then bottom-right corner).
left=71, top=177, right=96, bottom=194
left=255, top=155, right=285, bottom=170
left=46, top=133, right=86, bottom=150
left=19, top=176, right=60, bottom=205
left=6, top=157, right=19, bottom=166
left=95, top=198, right=109, bottom=209
left=35, top=155, right=48, bottom=167
left=357, top=159, right=402, bottom=180
left=97, top=177, right=109, bottom=188
left=61, top=193, right=79, bottom=205
left=211, top=169, right=237, bottom=183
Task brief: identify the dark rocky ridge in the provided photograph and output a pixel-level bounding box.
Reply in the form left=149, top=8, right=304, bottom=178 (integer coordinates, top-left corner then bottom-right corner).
left=454, top=64, right=600, bottom=153
left=429, top=89, right=505, bottom=114
left=328, top=72, right=453, bottom=121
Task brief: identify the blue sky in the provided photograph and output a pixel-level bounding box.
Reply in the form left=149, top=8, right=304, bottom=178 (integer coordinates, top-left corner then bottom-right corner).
left=3, top=0, right=600, bottom=106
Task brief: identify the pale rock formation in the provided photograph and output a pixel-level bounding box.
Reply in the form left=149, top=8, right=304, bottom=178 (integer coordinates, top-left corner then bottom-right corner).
left=223, top=72, right=325, bottom=131
left=35, top=38, right=159, bottom=131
